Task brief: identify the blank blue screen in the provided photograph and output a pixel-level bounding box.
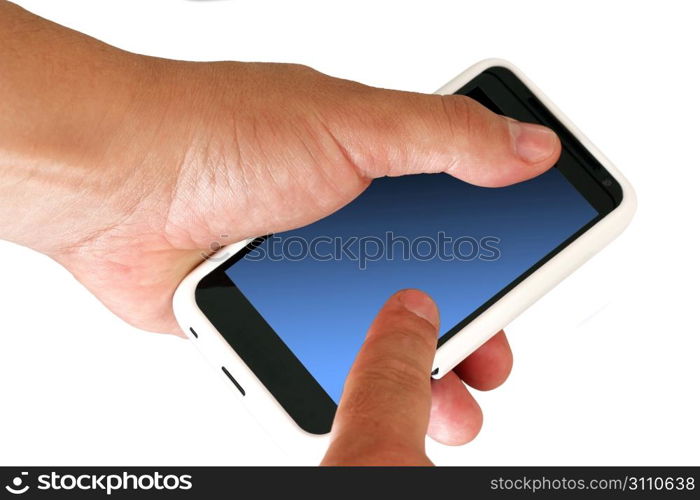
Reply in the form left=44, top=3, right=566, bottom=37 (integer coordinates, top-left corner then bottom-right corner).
left=225, top=171, right=597, bottom=403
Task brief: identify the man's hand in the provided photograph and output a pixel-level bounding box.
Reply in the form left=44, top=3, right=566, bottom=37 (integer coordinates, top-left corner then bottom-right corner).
left=0, top=1, right=559, bottom=452
left=322, top=289, right=511, bottom=464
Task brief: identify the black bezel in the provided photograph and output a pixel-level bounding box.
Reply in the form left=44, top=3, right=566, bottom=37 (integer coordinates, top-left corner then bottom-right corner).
left=194, top=66, right=624, bottom=434
left=196, top=253, right=336, bottom=435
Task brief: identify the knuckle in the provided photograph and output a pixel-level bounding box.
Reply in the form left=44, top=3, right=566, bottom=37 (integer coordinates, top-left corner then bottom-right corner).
left=285, top=62, right=320, bottom=77
left=341, top=361, right=426, bottom=417
left=437, top=94, right=478, bottom=139
left=376, top=313, right=438, bottom=352
left=340, top=377, right=384, bottom=418
left=361, top=353, right=431, bottom=395
left=438, top=94, right=505, bottom=144
left=378, top=356, right=431, bottom=391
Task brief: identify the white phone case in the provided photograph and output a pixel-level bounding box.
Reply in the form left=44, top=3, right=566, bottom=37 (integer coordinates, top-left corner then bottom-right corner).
left=172, top=58, right=637, bottom=463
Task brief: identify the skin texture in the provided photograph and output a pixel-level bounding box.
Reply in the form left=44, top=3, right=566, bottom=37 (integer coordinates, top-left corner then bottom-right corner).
left=0, top=1, right=560, bottom=464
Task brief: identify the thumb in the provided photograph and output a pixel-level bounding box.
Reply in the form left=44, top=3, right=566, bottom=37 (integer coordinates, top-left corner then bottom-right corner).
left=332, top=86, right=561, bottom=187
left=321, top=289, right=439, bottom=466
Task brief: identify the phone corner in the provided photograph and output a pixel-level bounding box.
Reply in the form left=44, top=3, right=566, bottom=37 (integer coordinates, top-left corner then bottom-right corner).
left=172, top=262, right=205, bottom=332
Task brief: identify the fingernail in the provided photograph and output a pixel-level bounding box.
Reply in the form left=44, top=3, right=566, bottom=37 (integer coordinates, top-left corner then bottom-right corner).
left=398, top=289, right=440, bottom=331
left=508, top=120, right=559, bottom=164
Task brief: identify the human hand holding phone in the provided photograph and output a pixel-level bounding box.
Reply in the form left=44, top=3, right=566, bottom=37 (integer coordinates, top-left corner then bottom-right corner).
left=0, top=1, right=561, bottom=460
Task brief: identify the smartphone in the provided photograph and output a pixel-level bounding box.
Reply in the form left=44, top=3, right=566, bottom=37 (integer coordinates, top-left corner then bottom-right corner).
left=173, top=59, right=636, bottom=458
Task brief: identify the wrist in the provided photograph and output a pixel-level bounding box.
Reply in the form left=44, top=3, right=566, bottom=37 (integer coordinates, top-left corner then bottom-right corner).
left=0, top=21, right=198, bottom=257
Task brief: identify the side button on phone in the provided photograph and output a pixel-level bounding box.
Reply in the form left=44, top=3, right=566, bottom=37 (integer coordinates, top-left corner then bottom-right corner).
left=221, top=366, right=246, bottom=396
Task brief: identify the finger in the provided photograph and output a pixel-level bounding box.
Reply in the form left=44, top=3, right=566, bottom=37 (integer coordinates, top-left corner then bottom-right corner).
left=334, top=87, right=561, bottom=187
left=323, top=289, right=439, bottom=464
left=455, top=330, right=513, bottom=391
left=428, top=331, right=512, bottom=444
left=428, top=371, right=483, bottom=445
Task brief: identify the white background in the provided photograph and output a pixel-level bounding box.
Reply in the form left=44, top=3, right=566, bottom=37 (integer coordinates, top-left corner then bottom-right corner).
left=1, top=0, right=698, bottom=466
